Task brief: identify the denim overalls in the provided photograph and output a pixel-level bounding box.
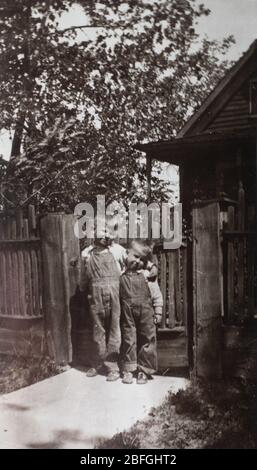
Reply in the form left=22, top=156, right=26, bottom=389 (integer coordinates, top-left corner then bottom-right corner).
left=87, top=249, right=121, bottom=372
left=120, top=271, right=157, bottom=375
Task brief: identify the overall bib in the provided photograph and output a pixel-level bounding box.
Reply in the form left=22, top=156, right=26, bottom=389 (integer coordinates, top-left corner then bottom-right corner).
left=120, top=272, right=157, bottom=375
left=87, top=250, right=121, bottom=372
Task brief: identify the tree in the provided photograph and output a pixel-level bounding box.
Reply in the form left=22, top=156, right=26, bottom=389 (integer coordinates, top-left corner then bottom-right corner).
left=0, top=0, right=234, bottom=212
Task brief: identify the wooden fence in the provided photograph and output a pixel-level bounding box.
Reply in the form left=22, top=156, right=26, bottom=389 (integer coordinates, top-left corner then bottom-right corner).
left=0, top=205, right=43, bottom=320
left=155, top=244, right=188, bottom=331
left=0, top=203, right=189, bottom=365
left=222, top=184, right=257, bottom=324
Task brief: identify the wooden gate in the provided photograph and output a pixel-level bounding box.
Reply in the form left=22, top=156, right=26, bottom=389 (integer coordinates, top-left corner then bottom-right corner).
left=223, top=186, right=257, bottom=323
left=222, top=184, right=257, bottom=378
left=155, top=243, right=189, bottom=370
left=41, top=214, right=80, bottom=364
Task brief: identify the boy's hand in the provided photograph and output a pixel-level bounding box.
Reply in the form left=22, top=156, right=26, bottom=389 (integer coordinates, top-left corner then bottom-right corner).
left=148, top=264, right=158, bottom=281
left=153, top=313, right=162, bottom=325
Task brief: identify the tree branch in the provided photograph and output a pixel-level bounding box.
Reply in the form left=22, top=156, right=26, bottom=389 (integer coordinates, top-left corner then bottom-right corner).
left=0, top=191, right=15, bottom=207
left=59, top=23, right=130, bottom=34
left=21, top=162, right=69, bottom=206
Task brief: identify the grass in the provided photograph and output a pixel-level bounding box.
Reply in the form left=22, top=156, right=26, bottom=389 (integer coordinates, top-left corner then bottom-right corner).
left=97, top=378, right=257, bottom=449
left=0, top=354, right=62, bottom=395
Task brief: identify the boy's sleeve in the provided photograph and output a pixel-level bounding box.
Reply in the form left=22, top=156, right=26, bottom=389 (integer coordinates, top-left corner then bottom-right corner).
left=79, top=245, right=93, bottom=292
left=147, top=280, right=163, bottom=314
left=120, top=245, right=128, bottom=273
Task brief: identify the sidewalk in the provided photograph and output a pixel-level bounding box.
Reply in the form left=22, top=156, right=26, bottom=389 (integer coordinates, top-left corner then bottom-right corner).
left=0, top=368, right=188, bottom=449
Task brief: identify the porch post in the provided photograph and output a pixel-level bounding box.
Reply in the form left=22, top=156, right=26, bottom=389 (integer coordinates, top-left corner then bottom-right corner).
left=192, top=201, right=223, bottom=378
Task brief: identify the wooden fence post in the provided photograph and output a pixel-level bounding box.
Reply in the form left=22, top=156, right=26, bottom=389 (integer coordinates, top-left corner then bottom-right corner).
left=167, top=251, right=176, bottom=329
left=41, top=214, right=80, bottom=364
left=192, top=201, right=223, bottom=378
left=227, top=206, right=235, bottom=321
left=160, top=252, right=167, bottom=328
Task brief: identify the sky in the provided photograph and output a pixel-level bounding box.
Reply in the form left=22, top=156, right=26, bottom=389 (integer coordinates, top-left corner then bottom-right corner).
left=1, top=0, right=257, bottom=160
left=197, top=0, right=257, bottom=61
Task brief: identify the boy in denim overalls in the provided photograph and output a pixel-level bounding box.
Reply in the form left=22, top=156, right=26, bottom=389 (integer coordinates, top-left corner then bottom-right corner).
left=80, top=223, right=126, bottom=381
left=120, top=240, right=163, bottom=384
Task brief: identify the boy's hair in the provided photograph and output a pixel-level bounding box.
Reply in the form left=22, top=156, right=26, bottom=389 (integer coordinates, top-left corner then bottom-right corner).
left=129, top=239, right=153, bottom=263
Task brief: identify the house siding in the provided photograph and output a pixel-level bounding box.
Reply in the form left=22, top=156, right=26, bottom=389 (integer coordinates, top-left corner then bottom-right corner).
left=204, top=72, right=257, bottom=133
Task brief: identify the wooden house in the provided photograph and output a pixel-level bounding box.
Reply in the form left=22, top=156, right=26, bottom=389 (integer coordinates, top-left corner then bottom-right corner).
left=136, top=40, right=257, bottom=379
left=137, top=39, right=257, bottom=222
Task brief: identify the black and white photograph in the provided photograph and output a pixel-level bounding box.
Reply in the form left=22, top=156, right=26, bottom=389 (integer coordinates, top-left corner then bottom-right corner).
left=0, top=0, right=257, bottom=453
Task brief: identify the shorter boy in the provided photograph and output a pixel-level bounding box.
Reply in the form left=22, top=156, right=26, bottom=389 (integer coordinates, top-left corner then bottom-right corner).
left=120, top=240, right=163, bottom=384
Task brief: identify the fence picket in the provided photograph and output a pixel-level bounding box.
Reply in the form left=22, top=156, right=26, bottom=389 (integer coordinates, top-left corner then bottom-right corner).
left=23, top=219, right=29, bottom=238
left=174, top=249, right=182, bottom=325
left=5, top=219, right=11, bottom=240
left=167, top=252, right=175, bottom=329
left=0, top=251, right=4, bottom=315
left=160, top=252, right=167, bottom=328
left=0, top=220, right=3, bottom=240
left=28, top=205, right=37, bottom=236
left=12, top=250, right=20, bottom=316
left=16, top=208, right=23, bottom=239
left=11, top=220, right=17, bottom=240
left=0, top=252, right=7, bottom=316
left=31, top=248, right=39, bottom=314
left=5, top=249, right=13, bottom=316
left=18, top=249, right=26, bottom=317
left=182, top=246, right=188, bottom=334
left=24, top=247, right=33, bottom=317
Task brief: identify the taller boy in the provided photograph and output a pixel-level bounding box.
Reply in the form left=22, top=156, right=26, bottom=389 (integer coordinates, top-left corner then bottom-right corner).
left=80, top=219, right=126, bottom=381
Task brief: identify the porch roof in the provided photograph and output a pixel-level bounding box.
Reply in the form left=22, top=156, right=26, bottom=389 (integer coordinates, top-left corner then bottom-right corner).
left=135, top=126, right=257, bottom=165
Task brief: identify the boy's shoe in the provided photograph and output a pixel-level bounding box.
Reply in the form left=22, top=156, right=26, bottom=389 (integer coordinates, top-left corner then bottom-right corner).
left=106, top=371, right=120, bottom=382
left=137, top=372, right=148, bottom=384
left=86, top=367, right=98, bottom=377
left=122, top=372, right=134, bottom=384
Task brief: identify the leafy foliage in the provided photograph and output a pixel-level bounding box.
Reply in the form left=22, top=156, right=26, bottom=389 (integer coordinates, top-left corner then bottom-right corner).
left=0, top=0, right=234, bottom=211
left=0, top=155, right=8, bottom=210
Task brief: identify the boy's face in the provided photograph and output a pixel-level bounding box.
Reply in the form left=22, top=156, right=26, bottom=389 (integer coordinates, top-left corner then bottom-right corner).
left=126, top=248, right=145, bottom=271
left=94, top=226, right=113, bottom=247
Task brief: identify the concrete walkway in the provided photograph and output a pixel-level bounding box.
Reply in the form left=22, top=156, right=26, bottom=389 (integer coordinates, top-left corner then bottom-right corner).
left=0, top=368, right=188, bottom=449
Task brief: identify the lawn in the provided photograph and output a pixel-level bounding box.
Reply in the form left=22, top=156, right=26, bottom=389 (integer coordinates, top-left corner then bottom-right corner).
left=98, top=378, right=257, bottom=449
left=0, top=354, right=62, bottom=395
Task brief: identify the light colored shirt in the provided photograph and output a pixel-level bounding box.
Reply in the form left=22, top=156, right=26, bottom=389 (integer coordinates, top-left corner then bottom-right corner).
left=135, top=269, right=163, bottom=315
left=81, top=242, right=163, bottom=315
left=82, top=242, right=127, bottom=274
